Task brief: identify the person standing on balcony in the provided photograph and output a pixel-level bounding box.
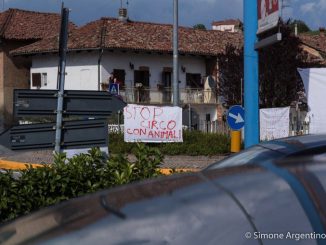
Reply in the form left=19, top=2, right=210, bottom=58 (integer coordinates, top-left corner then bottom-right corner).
left=109, top=77, right=120, bottom=96
left=108, top=74, right=114, bottom=88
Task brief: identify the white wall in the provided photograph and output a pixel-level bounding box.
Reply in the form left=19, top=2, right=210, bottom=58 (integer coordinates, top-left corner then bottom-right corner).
left=31, top=51, right=206, bottom=92
left=212, top=25, right=235, bottom=32
left=193, top=105, right=218, bottom=122
left=101, top=51, right=206, bottom=90
left=31, top=52, right=99, bottom=90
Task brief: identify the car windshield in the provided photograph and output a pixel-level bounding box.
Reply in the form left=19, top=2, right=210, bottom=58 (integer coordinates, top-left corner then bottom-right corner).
left=206, top=145, right=284, bottom=170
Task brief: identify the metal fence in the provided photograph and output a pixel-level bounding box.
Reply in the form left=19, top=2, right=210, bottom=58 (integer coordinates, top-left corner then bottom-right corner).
left=289, top=108, right=310, bottom=136
left=197, top=120, right=229, bottom=135
left=17, top=108, right=310, bottom=139
left=119, top=87, right=218, bottom=105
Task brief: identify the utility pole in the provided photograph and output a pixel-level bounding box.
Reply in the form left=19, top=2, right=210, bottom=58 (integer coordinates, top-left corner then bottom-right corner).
left=54, top=5, right=69, bottom=153
left=244, top=0, right=259, bottom=147
left=173, top=0, right=179, bottom=106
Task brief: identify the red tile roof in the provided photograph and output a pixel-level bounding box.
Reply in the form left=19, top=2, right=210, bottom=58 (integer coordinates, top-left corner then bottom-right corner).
left=12, top=18, right=243, bottom=56
left=0, top=8, right=76, bottom=40
left=299, top=33, right=326, bottom=54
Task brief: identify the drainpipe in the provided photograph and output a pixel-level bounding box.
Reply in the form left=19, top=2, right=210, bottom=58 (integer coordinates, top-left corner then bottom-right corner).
left=98, top=49, right=104, bottom=91
left=188, top=104, right=191, bottom=131
left=98, top=19, right=106, bottom=91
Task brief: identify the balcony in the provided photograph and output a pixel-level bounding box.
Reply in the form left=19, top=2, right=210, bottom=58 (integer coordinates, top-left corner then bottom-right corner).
left=119, top=87, right=218, bottom=105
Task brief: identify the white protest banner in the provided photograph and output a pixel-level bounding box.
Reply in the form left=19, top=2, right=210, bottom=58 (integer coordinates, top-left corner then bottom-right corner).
left=258, top=0, right=280, bottom=34
left=124, top=104, right=183, bottom=143
left=298, top=68, right=326, bottom=134
left=260, top=107, right=290, bottom=141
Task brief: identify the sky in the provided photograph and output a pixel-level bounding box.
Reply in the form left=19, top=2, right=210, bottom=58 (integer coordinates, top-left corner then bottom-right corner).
left=2, top=0, right=325, bottom=31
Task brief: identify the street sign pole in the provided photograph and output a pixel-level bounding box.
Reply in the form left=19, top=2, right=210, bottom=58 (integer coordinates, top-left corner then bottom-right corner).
left=55, top=6, right=69, bottom=153
left=173, top=0, right=179, bottom=106
left=244, top=0, right=259, bottom=148
left=231, top=130, right=241, bottom=153
left=227, top=105, right=245, bottom=153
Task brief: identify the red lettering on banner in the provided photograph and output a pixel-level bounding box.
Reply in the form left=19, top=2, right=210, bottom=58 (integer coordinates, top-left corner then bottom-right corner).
left=134, top=129, right=140, bottom=135
left=124, top=107, right=132, bottom=119
left=140, top=120, right=146, bottom=128
left=140, top=128, right=146, bottom=135
left=124, top=105, right=182, bottom=142
left=168, top=131, right=173, bottom=138
left=154, top=108, right=164, bottom=119
left=126, top=128, right=147, bottom=135
left=144, top=130, right=180, bottom=139
left=151, top=120, right=158, bottom=130
left=148, top=131, right=154, bottom=137
left=159, top=121, right=166, bottom=130
left=140, top=107, right=150, bottom=120
left=167, top=120, right=176, bottom=130
left=154, top=131, right=160, bottom=138
left=132, top=106, right=141, bottom=119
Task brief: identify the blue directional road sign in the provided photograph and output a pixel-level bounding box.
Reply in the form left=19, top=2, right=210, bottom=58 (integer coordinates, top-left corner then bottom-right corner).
left=227, top=105, right=245, bottom=131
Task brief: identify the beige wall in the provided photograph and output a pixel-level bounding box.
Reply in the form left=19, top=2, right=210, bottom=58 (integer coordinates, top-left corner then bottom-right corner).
left=0, top=41, right=32, bottom=128
left=0, top=50, right=4, bottom=130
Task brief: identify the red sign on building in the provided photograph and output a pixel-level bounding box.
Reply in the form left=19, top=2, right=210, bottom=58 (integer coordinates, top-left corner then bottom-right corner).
left=257, top=0, right=280, bottom=33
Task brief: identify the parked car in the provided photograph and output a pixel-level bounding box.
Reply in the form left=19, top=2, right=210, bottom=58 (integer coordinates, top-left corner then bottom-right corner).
left=206, top=134, right=326, bottom=170
left=1, top=135, right=326, bottom=245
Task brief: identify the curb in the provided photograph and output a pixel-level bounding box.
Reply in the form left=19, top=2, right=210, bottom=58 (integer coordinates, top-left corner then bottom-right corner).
left=159, top=168, right=199, bottom=175
left=0, top=160, right=43, bottom=170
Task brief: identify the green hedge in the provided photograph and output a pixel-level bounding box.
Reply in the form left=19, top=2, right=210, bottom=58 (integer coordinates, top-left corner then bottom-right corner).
left=0, top=144, right=163, bottom=223
left=109, top=131, right=230, bottom=156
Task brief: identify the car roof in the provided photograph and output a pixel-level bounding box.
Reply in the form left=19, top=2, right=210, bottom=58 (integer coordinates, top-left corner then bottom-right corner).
left=257, top=134, right=326, bottom=155
left=1, top=159, right=326, bottom=244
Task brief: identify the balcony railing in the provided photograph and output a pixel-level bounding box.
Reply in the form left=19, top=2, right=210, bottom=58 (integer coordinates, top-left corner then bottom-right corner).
left=119, top=87, right=218, bottom=105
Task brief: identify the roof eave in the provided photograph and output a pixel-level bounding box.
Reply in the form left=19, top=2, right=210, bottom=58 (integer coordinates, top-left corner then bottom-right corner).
left=12, top=46, right=220, bottom=57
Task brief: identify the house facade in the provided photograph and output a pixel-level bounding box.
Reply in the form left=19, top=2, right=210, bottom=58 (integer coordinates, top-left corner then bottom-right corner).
left=211, top=19, right=242, bottom=33
left=13, top=17, right=242, bottom=131
left=0, top=8, right=75, bottom=130
left=6, top=9, right=326, bottom=133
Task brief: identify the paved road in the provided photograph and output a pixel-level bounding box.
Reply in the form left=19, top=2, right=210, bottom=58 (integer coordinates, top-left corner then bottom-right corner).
left=0, top=145, right=227, bottom=170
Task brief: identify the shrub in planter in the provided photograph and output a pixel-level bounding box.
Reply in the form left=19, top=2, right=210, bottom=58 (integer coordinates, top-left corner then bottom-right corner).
left=0, top=144, right=163, bottom=223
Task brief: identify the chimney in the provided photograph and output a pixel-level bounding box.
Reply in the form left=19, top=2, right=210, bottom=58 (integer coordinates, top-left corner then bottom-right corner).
left=319, top=27, right=325, bottom=37
left=118, top=8, right=128, bottom=22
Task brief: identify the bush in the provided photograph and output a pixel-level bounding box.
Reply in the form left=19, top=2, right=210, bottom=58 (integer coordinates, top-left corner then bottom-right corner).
left=109, top=131, right=230, bottom=156
left=0, top=144, right=163, bottom=223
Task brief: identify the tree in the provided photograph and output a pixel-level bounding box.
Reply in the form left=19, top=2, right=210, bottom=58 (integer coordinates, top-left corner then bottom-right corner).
left=193, top=24, right=206, bottom=30
left=217, top=45, right=243, bottom=106
left=288, top=19, right=311, bottom=34
left=217, top=21, right=314, bottom=108
left=258, top=23, right=307, bottom=107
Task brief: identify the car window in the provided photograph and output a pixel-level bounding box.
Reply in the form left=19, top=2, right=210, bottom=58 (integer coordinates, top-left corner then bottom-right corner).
left=204, top=169, right=316, bottom=244
left=33, top=176, right=260, bottom=245
left=206, top=145, right=283, bottom=170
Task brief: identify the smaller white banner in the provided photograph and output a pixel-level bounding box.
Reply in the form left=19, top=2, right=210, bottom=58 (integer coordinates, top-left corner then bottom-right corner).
left=298, top=68, right=326, bottom=134
left=260, top=107, right=290, bottom=141
left=124, top=104, right=183, bottom=143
